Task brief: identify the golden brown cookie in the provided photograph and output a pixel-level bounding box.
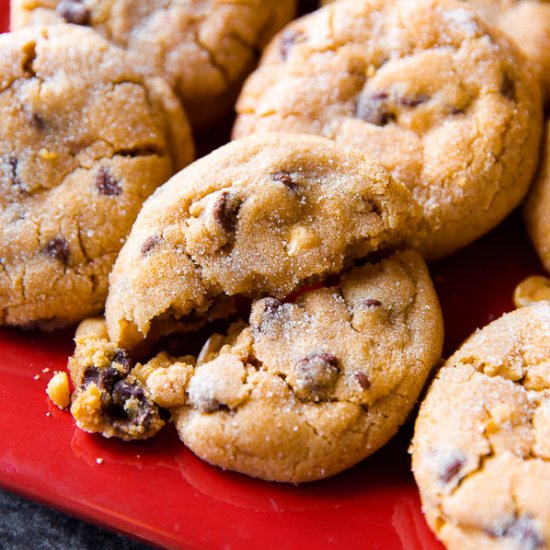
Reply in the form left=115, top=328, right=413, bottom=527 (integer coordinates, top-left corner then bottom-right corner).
left=0, top=25, right=194, bottom=329
left=11, top=0, right=298, bottom=129
left=104, top=133, right=419, bottom=349
left=170, top=250, right=443, bottom=482
left=234, top=0, right=543, bottom=260
left=70, top=250, right=443, bottom=481
left=412, top=302, right=550, bottom=550
left=525, top=122, right=550, bottom=275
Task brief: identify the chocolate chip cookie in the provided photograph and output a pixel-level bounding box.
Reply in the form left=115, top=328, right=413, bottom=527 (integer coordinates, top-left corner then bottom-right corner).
left=412, top=302, right=550, bottom=549
left=525, top=122, right=550, bottom=274
left=71, top=250, right=443, bottom=481
left=0, top=25, right=194, bottom=329
left=11, top=0, right=298, bottom=129
left=234, top=0, right=543, bottom=260
left=104, top=133, right=419, bottom=349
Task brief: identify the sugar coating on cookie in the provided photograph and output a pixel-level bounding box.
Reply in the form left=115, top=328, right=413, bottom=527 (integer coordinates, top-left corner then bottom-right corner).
left=412, top=302, right=550, bottom=550
left=322, top=0, right=550, bottom=99
left=150, top=250, right=442, bottom=482
left=234, top=0, right=542, bottom=260
left=0, top=25, right=194, bottom=329
left=105, top=133, right=419, bottom=348
left=525, top=122, right=550, bottom=275
left=11, top=0, right=298, bottom=129
left=464, top=0, right=550, bottom=102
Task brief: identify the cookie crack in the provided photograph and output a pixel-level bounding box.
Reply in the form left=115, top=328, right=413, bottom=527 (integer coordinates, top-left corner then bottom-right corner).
left=192, top=28, right=230, bottom=85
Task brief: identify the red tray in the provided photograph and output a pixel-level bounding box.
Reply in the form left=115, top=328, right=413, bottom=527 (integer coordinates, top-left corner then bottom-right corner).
left=0, top=5, right=545, bottom=549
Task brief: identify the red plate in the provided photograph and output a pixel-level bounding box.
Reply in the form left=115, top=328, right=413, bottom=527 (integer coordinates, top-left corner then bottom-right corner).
left=0, top=6, right=546, bottom=549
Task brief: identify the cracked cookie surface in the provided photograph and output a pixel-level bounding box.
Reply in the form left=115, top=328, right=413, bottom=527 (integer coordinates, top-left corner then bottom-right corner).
left=104, top=133, right=419, bottom=349
left=525, top=122, right=550, bottom=275
left=156, top=250, right=442, bottom=482
left=320, top=0, right=550, bottom=102
left=0, top=25, right=194, bottom=329
left=412, top=302, right=550, bottom=550
left=11, top=0, right=298, bottom=129
left=234, top=0, right=542, bottom=260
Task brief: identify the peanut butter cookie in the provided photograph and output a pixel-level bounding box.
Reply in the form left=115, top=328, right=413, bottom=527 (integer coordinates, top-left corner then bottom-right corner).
left=104, top=133, right=419, bottom=349
left=11, top=0, right=297, bottom=129
left=234, top=0, right=542, bottom=260
left=0, top=25, right=193, bottom=329
left=412, top=302, right=550, bottom=550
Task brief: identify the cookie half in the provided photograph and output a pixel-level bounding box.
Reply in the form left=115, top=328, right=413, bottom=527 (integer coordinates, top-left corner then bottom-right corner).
left=234, top=0, right=542, bottom=259
left=525, top=122, right=550, bottom=274
left=412, top=302, right=550, bottom=549
left=104, top=133, right=420, bottom=348
left=0, top=25, right=194, bottom=329
left=11, top=0, right=298, bottom=129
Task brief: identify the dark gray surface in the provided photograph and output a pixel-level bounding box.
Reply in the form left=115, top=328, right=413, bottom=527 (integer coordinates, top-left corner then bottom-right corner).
left=0, top=489, right=153, bottom=549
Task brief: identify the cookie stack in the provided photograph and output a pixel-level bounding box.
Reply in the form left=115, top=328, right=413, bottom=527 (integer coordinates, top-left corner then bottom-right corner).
left=2, top=0, right=550, bottom=547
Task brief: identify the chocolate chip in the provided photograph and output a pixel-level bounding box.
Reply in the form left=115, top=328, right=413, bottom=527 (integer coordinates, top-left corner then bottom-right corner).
left=355, top=371, right=370, bottom=390
left=213, top=191, right=242, bottom=234
left=501, top=73, right=516, bottom=101
left=31, top=113, right=45, bottom=130
left=111, top=379, right=158, bottom=430
left=44, top=237, right=70, bottom=264
left=272, top=171, right=297, bottom=191
left=356, top=91, right=395, bottom=126
left=82, top=365, right=121, bottom=392
left=400, top=94, right=430, bottom=108
left=56, top=0, right=91, bottom=25
left=362, top=298, right=382, bottom=308
left=112, top=379, right=144, bottom=403
left=251, top=297, right=284, bottom=335
left=263, top=297, right=283, bottom=316
left=280, top=29, right=305, bottom=61
left=112, top=349, right=132, bottom=373
left=95, top=167, right=121, bottom=196
left=99, top=366, right=121, bottom=393
left=439, top=452, right=465, bottom=483
left=82, top=366, right=101, bottom=388
left=8, top=157, right=24, bottom=190
left=450, top=106, right=465, bottom=116
left=294, top=352, right=340, bottom=401
left=141, top=235, right=162, bottom=257
left=504, top=517, right=545, bottom=549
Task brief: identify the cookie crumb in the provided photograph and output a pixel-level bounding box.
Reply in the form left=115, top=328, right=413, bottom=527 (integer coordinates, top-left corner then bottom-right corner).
left=42, top=367, right=50, bottom=373
left=96, top=457, right=104, bottom=465
left=514, top=275, right=550, bottom=308
left=46, top=371, right=71, bottom=409
left=33, top=374, right=41, bottom=380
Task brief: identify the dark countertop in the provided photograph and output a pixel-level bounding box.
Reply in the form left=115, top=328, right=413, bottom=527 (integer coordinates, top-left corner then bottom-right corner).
left=0, top=489, right=152, bottom=549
